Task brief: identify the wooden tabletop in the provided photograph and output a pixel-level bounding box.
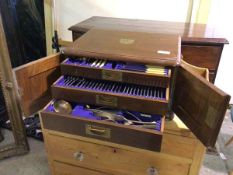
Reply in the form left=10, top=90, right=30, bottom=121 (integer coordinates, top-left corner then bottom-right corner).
left=69, top=16, right=228, bottom=45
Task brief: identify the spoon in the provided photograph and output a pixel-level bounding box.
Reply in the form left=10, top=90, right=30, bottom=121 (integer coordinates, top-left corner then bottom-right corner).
left=53, top=100, right=72, bottom=114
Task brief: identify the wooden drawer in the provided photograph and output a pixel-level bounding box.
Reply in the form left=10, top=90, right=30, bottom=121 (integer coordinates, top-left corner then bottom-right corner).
left=53, top=161, right=109, bottom=175
left=47, top=133, right=190, bottom=175
left=181, top=45, right=222, bottom=70
left=61, top=58, right=171, bottom=88
left=41, top=102, right=164, bottom=152
left=51, top=76, right=169, bottom=115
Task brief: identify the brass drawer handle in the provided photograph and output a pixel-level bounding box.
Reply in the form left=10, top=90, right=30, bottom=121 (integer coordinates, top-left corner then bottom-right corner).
left=89, top=126, right=106, bottom=135
left=85, top=124, right=111, bottom=139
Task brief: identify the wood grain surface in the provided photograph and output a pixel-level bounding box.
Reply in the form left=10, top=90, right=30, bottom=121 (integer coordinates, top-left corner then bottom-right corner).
left=69, top=16, right=229, bottom=83
left=46, top=132, right=190, bottom=175
left=69, top=16, right=228, bottom=44
left=14, top=53, right=62, bottom=116
left=173, top=65, right=230, bottom=147
left=40, top=113, right=206, bottom=175
left=53, top=161, right=109, bottom=175
left=41, top=111, right=163, bottom=152
left=63, top=29, right=181, bottom=66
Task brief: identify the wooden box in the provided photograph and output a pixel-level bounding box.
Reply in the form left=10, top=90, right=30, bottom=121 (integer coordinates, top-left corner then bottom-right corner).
left=39, top=29, right=230, bottom=152
left=69, top=16, right=229, bottom=83
left=12, top=18, right=230, bottom=175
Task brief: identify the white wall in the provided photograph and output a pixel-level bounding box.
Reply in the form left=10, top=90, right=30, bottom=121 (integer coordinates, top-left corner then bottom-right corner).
left=55, top=0, right=190, bottom=41
left=208, top=0, right=233, bottom=103
left=54, top=0, right=233, bottom=103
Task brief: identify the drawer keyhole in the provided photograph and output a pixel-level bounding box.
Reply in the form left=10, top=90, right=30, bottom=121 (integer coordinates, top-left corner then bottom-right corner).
left=73, top=151, right=84, bottom=161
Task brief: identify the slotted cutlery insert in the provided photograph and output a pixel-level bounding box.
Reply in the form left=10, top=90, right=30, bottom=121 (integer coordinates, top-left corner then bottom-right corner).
left=56, top=76, right=167, bottom=99
left=52, top=76, right=169, bottom=115
left=61, top=57, right=171, bottom=87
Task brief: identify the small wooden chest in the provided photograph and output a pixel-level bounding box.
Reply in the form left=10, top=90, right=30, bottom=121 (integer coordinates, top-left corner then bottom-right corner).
left=39, top=29, right=229, bottom=174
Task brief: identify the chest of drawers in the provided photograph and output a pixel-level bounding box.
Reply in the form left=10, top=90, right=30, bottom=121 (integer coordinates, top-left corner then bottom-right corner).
left=69, top=16, right=229, bottom=83
left=42, top=116, right=204, bottom=175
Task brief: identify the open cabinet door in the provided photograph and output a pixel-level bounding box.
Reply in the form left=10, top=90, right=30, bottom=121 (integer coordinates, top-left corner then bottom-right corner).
left=13, top=53, right=62, bottom=117
left=173, top=64, right=230, bottom=148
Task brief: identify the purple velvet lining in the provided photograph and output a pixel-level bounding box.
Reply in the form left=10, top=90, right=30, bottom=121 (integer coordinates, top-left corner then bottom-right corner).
left=45, top=101, right=162, bottom=131
left=56, top=76, right=167, bottom=100
left=64, top=58, right=168, bottom=75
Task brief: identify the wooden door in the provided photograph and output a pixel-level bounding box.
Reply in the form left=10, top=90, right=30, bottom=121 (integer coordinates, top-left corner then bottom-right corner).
left=13, top=53, right=62, bottom=117
left=173, top=64, right=230, bottom=147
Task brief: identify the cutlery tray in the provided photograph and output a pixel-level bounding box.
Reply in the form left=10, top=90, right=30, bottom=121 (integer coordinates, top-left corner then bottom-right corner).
left=61, top=57, right=171, bottom=87
left=52, top=76, right=169, bottom=115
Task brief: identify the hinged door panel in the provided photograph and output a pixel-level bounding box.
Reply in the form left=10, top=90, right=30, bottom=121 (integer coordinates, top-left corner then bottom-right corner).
left=173, top=65, right=230, bottom=147
left=13, top=53, right=62, bottom=116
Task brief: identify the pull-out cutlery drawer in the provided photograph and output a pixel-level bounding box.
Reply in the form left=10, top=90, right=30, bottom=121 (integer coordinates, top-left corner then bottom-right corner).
left=61, top=57, right=171, bottom=87
left=41, top=100, right=165, bottom=152
left=51, top=76, right=169, bottom=115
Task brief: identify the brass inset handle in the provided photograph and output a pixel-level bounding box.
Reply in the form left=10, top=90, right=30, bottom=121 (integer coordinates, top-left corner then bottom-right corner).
left=85, top=124, right=111, bottom=139
left=89, top=126, right=106, bottom=135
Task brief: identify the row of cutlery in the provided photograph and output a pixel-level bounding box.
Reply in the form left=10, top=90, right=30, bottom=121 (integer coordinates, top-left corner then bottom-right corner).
left=65, top=57, right=169, bottom=76
left=57, top=76, right=167, bottom=99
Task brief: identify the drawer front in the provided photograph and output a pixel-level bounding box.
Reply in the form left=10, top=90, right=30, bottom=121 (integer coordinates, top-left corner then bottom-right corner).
left=41, top=111, right=163, bottom=152
left=51, top=76, right=169, bottom=115
left=47, top=133, right=190, bottom=175
left=53, top=161, right=109, bottom=175
left=61, top=61, right=171, bottom=88
left=181, top=45, right=222, bottom=70
left=52, top=86, right=168, bottom=115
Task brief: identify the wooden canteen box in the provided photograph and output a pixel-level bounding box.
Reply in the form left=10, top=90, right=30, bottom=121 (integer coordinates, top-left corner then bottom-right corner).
left=38, top=29, right=230, bottom=175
